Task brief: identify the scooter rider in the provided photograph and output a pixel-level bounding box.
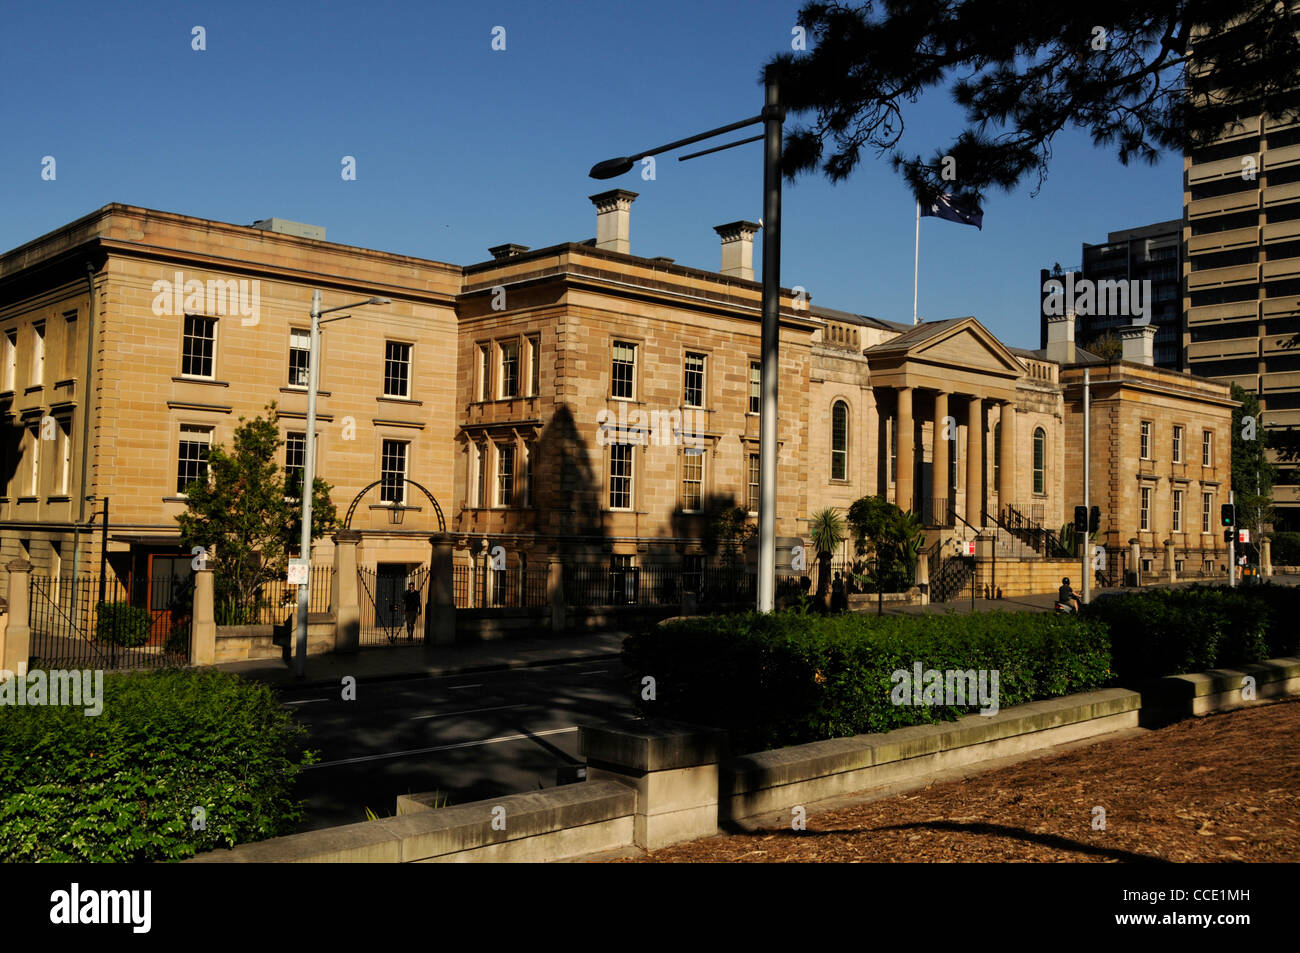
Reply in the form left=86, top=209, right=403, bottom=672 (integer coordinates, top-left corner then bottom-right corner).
left=1057, top=576, right=1081, bottom=613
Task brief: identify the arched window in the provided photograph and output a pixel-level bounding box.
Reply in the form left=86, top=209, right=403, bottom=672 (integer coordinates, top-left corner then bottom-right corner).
left=1032, top=427, right=1046, bottom=495
left=831, top=401, right=849, bottom=481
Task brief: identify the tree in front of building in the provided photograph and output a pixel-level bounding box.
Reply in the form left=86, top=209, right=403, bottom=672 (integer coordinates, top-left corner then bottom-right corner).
left=706, top=504, right=756, bottom=584
left=176, top=403, right=338, bottom=623
left=1084, top=331, right=1123, bottom=361
left=846, top=495, right=923, bottom=595
left=1230, top=384, right=1275, bottom=547
left=809, top=507, right=847, bottom=611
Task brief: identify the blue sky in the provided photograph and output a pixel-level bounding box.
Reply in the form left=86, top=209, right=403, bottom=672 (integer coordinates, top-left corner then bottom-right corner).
left=0, top=0, right=1182, bottom=350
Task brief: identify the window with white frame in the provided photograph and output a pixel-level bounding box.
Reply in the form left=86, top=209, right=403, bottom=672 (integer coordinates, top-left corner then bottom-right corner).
left=1140, top=486, right=1151, bottom=530
left=1172, top=489, right=1183, bottom=532
left=384, top=341, right=412, bottom=398
left=609, top=443, right=633, bottom=509
left=831, top=401, right=849, bottom=481
left=380, top=439, right=408, bottom=504
left=1202, top=430, right=1213, bottom=467
left=528, top=336, right=540, bottom=396
left=1202, top=492, right=1213, bottom=533
left=611, top=342, right=636, bottom=400
left=475, top=443, right=487, bottom=507
left=32, top=321, right=46, bottom=386
left=1172, top=425, right=1183, bottom=463
left=1140, top=420, right=1151, bottom=459
left=288, top=329, right=311, bottom=387
left=3, top=329, right=16, bottom=391
left=478, top=344, right=492, bottom=401
left=749, top=362, right=761, bottom=414
left=182, top=315, right=216, bottom=378
left=499, top=340, right=519, bottom=399
left=747, top=452, right=760, bottom=514
left=1032, top=427, right=1046, bottom=495
left=285, top=431, right=307, bottom=498
left=522, top=443, right=533, bottom=506
left=176, top=425, right=212, bottom=494
left=26, top=424, right=40, bottom=495
left=496, top=442, right=515, bottom=507
left=58, top=418, right=72, bottom=495
left=683, top=352, right=706, bottom=408
left=681, top=448, right=703, bottom=511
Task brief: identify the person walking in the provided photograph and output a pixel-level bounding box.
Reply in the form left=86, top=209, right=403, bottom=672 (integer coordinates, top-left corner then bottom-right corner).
left=402, top=582, right=422, bottom=641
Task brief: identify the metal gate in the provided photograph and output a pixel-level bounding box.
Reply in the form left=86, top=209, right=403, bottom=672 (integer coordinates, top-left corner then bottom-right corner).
left=358, top=564, right=429, bottom=645
left=28, top=573, right=193, bottom=671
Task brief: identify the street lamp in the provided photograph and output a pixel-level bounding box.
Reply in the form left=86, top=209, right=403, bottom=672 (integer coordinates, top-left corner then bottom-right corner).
left=293, top=291, right=391, bottom=679
left=589, top=67, right=785, bottom=612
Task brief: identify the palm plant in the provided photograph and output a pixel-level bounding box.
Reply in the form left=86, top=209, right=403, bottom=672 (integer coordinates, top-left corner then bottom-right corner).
left=810, top=507, right=847, bottom=612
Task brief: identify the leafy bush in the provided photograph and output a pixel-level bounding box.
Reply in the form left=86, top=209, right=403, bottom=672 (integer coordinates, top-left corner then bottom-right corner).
left=1084, top=584, right=1298, bottom=679
left=0, top=668, right=314, bottom=862
left=623, top=610, right=1111, bottom=752
left=95, top=602, right=153, bottom=647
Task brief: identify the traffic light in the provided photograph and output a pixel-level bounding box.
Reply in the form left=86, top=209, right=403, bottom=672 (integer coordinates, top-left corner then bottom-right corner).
left=1221, top=503, right=1236, bottom=528
left=1088, top=506, right=1100, bottom=534
left=1224, top=528, right=1234, bottom=543
left=1073, top=505, right=1088, bottom=534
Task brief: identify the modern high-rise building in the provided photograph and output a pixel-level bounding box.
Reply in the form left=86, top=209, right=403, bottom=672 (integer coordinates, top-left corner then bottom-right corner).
left=1038, top=219, right=1183, bottom=369
left=1183, top=114, right=1300, bottom=531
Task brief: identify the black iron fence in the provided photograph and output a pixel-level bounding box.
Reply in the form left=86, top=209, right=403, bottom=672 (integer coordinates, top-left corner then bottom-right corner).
left=215, top=566, right=334, bottom=625
left=922, top=497, right=954, bottom=528
left=28, top=573, right=193, bottom=671
left=358, top=565, right=429, bottom=645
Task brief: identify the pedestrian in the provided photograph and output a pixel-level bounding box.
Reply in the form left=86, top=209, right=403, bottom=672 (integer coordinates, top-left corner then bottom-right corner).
left=402, top=582, right=421, bottom=640
left=831, top=571, right=846, bottom=612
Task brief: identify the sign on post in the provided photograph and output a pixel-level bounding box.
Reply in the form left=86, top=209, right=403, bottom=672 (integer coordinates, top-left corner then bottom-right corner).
left=287, top=561, right=309, bottom=586
left=1238, top=529, right=1251, bottom=544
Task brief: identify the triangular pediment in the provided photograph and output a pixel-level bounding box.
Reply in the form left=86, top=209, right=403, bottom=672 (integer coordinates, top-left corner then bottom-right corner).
left=869, top=317, right=1026, bottom=378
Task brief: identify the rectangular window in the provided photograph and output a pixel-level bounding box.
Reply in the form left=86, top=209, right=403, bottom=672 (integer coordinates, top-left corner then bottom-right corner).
left=32, top=321, right=45, bottom=386
left=1202, top=492, right=1213, bottom=533
left=380, top=439, right=408, bottom=504
left=496, top=442, right=514, bottom=507
left=609, top=443, right=633, bottom=509
left=749, top=362, right=761, bottom=414
left=475, top=443, right=487, bottom=507
left=522, top=443, right=533, bottom=506
left=681, top=448, right=703, bottom=511
left=384, top=341, right=411, bottom=398
left=1140, top=486, right=1151, bottom=530
left=285, top=431, right=306, bottom=498
left=288, top=329, right=311, bottom=387
left=177, top=425, right=212, bottom=495
left=682, top=553, right=704, bottom=595
left=611, top=342, right=636, bottom=400
left=747, top=452, right=760, bottom=514
left=26, top=424, right=39, bottom=495
left=58, top=418, right=72, bottom=495
left=1202, top=430, right=1213, bottom=467
left=683, top=352, right=706, bottom=408
left=499, top=340, right=519, bottom=399
left=1140, top=421, right=1151, bottom=460
left=1173, top=489, right=1183, bottom=532
left=1172, top=425, right=1183, bottom=463
left=182, top=315, right=217, bottom=378
left=478, top=344, right=491, bottom=401
left=63, top=311, right=78, bottom=378
left=528, top=336, right=540, bottom=396
left=3, top=329, right=16, bottom=391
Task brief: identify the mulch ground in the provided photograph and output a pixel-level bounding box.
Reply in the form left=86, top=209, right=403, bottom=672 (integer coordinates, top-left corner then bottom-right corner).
left=621, top=699, right=1300, bottom=863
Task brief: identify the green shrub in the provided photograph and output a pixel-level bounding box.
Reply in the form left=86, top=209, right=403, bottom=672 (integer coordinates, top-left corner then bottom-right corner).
left=1084, top=584, right=1295, bottom=679
left=623, top=610, right=1111, bottom=752
left=0, top=668, right=314, bottom=862
left=95, top=602, right=153, bottom=647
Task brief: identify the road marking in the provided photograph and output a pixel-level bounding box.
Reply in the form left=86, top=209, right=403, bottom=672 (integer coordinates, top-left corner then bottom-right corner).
left=446, top=683, right=483, bottom=690
left=411, top=704, right=529, bottom=721
left=576, top=669, right=609, bottom=675
left=284, top=699, right=330, bottom=705
left=305, top=726, right=579, bottom=769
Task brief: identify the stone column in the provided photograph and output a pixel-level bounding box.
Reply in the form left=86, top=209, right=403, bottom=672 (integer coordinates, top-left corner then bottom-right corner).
left=428, top=534, right=455, bottom=645
left=332, top=530, right=362, bottom=653
left=2, top=560, right=31, bottom=675
left=191, top=568, right=216, bottom=666
left=966, top=396, right=984, bottom=526
left=896, top=387, right=914, bottom=512
left=999, top=401, right=1017, bottom=512
left=1164, top=538, right=1176, bottom=585
left=548, top=555, right=565, bottom=632
left=1262, top=535, right=1272, bottom=576
left=915, top=546, right=930, bottom=605
left=1129, top=537, right=1141, bottom=587
left=933, top=391, right=950, bottom=524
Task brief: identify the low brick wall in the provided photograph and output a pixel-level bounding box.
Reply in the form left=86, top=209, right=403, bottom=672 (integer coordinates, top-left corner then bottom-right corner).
left=973, top=558, right=1078, bottom=598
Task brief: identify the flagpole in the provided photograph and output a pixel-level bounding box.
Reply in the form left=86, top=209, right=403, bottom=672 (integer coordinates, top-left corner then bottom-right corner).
left=912, top=200, right=920, bottom=325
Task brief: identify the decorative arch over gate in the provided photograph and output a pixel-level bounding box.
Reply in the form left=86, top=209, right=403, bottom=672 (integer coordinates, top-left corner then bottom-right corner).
left=342, top=479, right=446, bottom=533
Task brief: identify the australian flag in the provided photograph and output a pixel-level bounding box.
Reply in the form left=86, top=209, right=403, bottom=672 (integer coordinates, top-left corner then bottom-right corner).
left=921, top=193, right=983, bottom=230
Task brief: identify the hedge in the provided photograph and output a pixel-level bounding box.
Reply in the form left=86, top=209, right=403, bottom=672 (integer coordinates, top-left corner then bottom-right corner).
left=623, top=610, right=1111, bottom=752
left=0, top=668, right=314, bottom=862
left=1084, top=583, right=1300, bottom=680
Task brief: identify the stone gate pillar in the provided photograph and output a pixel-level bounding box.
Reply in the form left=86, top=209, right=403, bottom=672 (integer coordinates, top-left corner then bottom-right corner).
left=333, top=530, right=362, bottom=653
left=548, top=555, right=565, bottom=633
left=1262, top=535, right=1272, bottom=576
left=2, top=560, right=31, bottom=675
left=1163, top=538, right=1176, bottom=585
left=191, top=568, right=216, bottom=666
left=428, top=533, right=455, bottom=645
left=1129, top=538, right=1141, bottom=587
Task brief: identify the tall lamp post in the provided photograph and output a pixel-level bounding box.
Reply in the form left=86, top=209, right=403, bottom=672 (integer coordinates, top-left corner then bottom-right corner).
left=293, top=291, right=391, bottom=679
left=590, top=68, right=785, bottom=611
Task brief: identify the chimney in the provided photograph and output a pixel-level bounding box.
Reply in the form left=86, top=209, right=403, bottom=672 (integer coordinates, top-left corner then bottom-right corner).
left=1044, top=310, right=1076, bottom=365
left=488, top=243, right=530, bottom=260
left=1120, top=323, right=1157, bottom=366
left=714, top=221, right=760, bottom=280
left=589, top=189, right=638, bottom=254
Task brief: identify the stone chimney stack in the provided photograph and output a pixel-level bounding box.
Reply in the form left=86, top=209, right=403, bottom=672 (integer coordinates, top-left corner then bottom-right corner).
left=589, top=189, right=638, bottom=254
left=1120, top=323, right=1157, bottom=366
left=1044, top=310, right=1076, bottom=365
left=714, top=221, right=760, bottom=280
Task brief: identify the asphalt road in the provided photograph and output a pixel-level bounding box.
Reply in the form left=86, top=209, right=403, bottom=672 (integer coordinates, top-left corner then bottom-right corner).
left=277, top=658, right=637, bottom=831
